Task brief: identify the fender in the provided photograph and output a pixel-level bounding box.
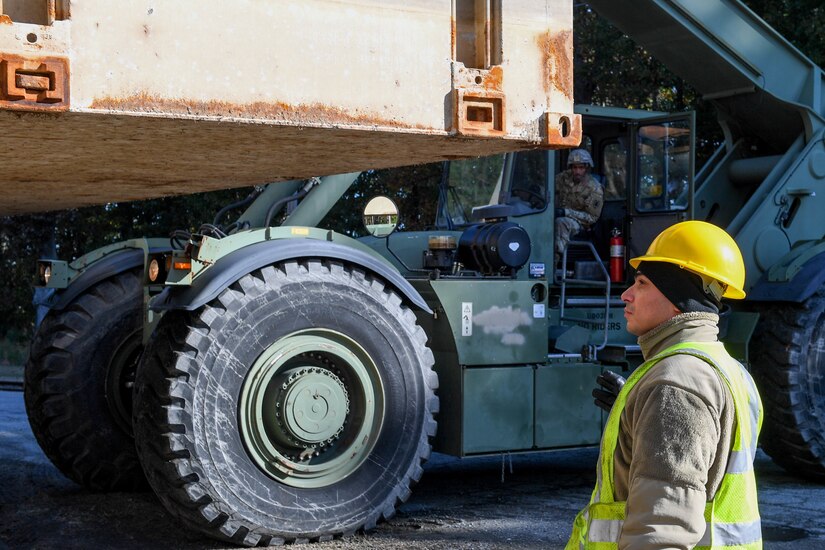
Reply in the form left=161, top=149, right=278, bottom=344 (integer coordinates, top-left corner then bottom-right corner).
left=46, top=242, right=173, bottom=311
left=47, top=248, right=146, bottom=311
left=748, top=249, right=825, bottom=303
left=150, top=239, right=433, bottom=314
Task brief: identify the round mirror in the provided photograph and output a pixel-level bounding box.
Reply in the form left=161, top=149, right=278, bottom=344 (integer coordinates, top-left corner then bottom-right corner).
left=362, top=196, right=399, bottom=238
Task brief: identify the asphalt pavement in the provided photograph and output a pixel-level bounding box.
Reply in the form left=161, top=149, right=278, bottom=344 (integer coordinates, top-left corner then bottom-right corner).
left=1, top=387, right=824, bottom=549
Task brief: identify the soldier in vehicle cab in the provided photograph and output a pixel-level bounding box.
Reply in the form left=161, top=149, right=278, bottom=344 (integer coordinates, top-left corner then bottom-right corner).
left=554, top=148, right=604, bottom=268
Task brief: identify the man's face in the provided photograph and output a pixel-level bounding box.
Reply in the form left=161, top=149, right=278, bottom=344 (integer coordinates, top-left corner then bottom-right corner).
left=570, top=163, right=588, bottom=183
left=620, top=272, right=680, bottom=336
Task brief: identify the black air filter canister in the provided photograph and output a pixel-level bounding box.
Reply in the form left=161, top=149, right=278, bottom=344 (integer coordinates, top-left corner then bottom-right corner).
left=457, top=222, right=531, bottom=274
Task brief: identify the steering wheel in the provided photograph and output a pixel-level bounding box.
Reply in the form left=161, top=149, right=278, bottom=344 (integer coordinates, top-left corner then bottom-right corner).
left=515, top=188, right=546, bottom=209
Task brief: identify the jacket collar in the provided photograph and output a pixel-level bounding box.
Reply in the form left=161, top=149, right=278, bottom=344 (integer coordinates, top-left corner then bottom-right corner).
left=638, top=311, right=720, bottom=360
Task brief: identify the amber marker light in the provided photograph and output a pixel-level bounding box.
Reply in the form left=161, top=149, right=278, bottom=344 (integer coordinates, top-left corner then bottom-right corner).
left=174, top=260, right=192, bottom=271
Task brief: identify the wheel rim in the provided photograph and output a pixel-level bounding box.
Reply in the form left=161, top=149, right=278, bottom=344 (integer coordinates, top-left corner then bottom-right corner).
left=105, top=329, right=143, bottom=436
left=239, top=329, right=385, bottom=488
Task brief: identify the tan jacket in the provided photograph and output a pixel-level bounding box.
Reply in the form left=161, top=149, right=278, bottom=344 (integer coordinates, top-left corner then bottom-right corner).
left=614, top=312, right=736, bottom=549
left=555, top=170, right=604, bottom=228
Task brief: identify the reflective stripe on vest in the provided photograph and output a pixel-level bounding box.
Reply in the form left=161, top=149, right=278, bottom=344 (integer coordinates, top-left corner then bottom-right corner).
left=589, top=517, right=763, bottom=546
left=565, top=342, right=763, bottom=550
left=697, top=518, right=763, bottom=547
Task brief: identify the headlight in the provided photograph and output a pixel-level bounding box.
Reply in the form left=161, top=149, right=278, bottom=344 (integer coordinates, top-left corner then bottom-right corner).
left=42, top=264, right=52, bottom=284
left=148, top=258, right=161, bottom=283
left=146, top=254, right=168, bottom=284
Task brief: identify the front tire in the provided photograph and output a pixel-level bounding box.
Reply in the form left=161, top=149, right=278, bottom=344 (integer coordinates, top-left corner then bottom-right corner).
left=133, top=260, right=437, bottom=545
left=24, top=268, right=147, bottom=491
left=750, top=288, right=825, bottom=481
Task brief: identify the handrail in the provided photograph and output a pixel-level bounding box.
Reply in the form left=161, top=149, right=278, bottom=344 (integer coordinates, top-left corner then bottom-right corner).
left=557, top=240, right=611, bottom=358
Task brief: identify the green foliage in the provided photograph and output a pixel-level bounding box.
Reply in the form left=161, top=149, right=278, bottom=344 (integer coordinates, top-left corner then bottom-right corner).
left=742, top=0, right=825, bottom=67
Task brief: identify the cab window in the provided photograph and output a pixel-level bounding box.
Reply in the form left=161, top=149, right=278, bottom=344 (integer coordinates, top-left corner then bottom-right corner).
left=603, top=141, right=628, bottom=200
left=438, top=154, right=506, bottom=227
left=636, top=119, right=691, bottom=212
left=507, top=149, right=548, bottom=211
left=318, top=163, right=443, bottom=236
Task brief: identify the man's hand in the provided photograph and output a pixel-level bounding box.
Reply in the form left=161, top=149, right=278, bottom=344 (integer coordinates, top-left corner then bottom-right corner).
left=554, top=207, right=565, bottom=218
left=593, top=370, right=627, bottom=412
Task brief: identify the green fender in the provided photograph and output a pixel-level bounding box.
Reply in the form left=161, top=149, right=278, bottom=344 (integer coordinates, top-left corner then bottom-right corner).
left=748, top=241, right=825, bottom=303
left=149, top=238, right=432, bottom=314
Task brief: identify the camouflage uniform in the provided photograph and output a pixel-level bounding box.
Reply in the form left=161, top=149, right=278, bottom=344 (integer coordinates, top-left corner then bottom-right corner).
left=554, top=170, right=604, bottom=266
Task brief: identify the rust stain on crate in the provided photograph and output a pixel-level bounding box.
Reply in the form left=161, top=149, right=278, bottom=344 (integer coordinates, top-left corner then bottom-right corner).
left=537, top=29, right=573, bottom=99
left=90, top=93, right=431, bottom=131
left=450, top=17, right=456, bottom=59
left=48, top=0, right=70, bottom=21
left=483, top=65, right=503, bottom=92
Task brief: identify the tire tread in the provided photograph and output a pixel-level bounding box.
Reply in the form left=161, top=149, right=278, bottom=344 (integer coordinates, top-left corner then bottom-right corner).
left=24, top=268, right=147, bottom=491
left=134, top=260, right=438, bottom=545
left=751, top=290, right=825, bottom=481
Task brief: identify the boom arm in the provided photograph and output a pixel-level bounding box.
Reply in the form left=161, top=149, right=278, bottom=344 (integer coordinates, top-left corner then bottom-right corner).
left=586, top=0, right=824, bottom=150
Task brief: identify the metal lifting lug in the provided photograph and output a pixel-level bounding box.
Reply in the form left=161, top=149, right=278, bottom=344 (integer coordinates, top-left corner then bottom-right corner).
left=0, top=54, right=69, bottom=111
left=452, top=88, right=506, bottom=137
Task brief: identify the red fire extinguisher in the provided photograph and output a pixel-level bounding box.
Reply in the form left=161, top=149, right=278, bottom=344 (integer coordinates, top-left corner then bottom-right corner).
left=610, top=227, right=625, bottom=283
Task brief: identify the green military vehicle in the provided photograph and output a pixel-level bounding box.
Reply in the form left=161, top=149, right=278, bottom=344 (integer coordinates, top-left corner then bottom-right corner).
left=27, top=130, right=688, bottom=543
left=26, top=0, right=825, bottom=545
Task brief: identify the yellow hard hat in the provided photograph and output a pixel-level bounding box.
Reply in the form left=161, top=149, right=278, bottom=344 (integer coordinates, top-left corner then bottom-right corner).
left=629, top=220, right=746, bottom=300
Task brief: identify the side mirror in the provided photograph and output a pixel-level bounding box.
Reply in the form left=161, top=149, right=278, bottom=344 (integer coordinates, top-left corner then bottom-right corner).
left=362, top=196, right=399, bottom=237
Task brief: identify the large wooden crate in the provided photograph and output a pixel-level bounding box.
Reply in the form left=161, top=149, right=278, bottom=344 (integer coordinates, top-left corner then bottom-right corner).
left=0, top=0, right=579, bottom=214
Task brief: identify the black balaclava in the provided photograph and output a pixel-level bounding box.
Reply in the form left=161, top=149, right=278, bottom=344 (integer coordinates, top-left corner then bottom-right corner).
left=635, top=261, right=721, bottom=315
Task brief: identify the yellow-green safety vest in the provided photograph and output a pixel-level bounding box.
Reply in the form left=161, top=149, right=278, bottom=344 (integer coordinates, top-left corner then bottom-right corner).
left=566, top=342, right=763, bottom=550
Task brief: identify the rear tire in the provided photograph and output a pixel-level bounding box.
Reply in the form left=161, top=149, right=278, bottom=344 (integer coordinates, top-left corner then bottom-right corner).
left=24, top=268, right=147, bottom=491
left=133, top=260, right=438, bottom=545
left=750, top=288, right=825, bottom=481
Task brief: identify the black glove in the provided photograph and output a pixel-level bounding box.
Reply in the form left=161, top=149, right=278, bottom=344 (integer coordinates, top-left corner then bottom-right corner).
left=554, top=207, right=565, bottom=218
left=592, top=370, right=627, bottom=412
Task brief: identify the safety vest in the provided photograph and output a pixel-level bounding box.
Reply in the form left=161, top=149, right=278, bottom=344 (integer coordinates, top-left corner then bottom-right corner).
left=566, top=342, right=763, bottom=549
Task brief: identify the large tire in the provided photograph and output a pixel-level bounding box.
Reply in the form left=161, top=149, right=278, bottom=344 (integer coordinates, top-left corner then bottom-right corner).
left=750, top=288, right=825, bottom=481
left=24, top=268, right=147, bottom=491
left=133, top=259, right=438, bottom=546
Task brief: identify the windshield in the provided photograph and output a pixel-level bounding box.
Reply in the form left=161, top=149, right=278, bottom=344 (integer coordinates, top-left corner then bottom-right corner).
left=318, top=163, right=442, bottom=237
left=437, top=155, right=506, bottom=227
left=636, top=119, right=691, bottom=212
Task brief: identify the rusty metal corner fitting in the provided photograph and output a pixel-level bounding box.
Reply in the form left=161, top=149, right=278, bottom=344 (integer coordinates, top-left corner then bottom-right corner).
left=451, top=88, right=506, bottom=138
left=0, top=54, right=70, bottom=112
left=541, top=111, right=582, bottom=149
